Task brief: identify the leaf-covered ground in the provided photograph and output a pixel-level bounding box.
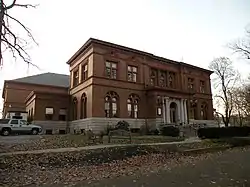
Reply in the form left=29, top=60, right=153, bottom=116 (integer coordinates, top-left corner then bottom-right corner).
left=0, top=135, right=184, bottom=153
left=0, top=145, right=221, bottom=187
left=0, top=137, right=245, bottom=187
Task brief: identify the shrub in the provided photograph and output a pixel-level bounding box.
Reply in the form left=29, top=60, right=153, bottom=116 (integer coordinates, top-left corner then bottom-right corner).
left=139, top=125, right=148, bottom=135
left=197, top=126, right=250, bottom=139
left=147, top=129, right=160, bottom=135
left=115, top=120, right=130, bottom=131
left=160, top=126, right=180, bottom=137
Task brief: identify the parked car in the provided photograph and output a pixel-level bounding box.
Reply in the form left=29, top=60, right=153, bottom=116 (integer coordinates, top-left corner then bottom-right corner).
left=0, top=119, right=42, bottom=136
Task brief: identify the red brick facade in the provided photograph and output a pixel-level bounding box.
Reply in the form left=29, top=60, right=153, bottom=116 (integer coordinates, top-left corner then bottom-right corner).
left=68, top=38, right=213, bottom=124
left=2, top=38, right=213, bottom=128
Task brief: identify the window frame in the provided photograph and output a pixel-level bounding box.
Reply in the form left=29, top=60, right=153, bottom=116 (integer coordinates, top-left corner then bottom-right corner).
left=188, top=77, right=195, bottom=91
left=105, top=61, right=117, bottom=79
left=80, top=93, right=87, bottom=119
left=72, top=97, right=78, bottom=120
left=156, top=96, right=162, bottom=116
left=168, top=72, right=176, bottom=88
left=45, top=107, right=54, bottom=120
left=127, top=94, right=139, bottom=118
left=200, top=80, right=205, bottom=93
left=73, top=68, right=79, bottom=87
left=58, top=108, right=67, bottom=121
left=105, top=91, right=119, bottom=118
left=159, top=71, right=167, bottom=87
left=127, top=65, right=138, bottom=82
left=82, top=63, right=88, bottom=82
left=150, top=69, right=157, bottom=86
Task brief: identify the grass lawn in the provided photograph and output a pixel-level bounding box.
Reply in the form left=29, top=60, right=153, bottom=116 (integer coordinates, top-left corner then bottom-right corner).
left=0, top=134, right=185, bottom=153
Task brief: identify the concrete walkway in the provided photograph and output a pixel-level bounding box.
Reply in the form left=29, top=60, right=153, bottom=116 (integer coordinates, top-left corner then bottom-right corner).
left=0, top=137, right=201, bottom=157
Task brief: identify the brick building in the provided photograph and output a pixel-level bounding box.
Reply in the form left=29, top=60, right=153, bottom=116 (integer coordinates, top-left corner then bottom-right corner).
left=2, top=38, right=214, bottom=133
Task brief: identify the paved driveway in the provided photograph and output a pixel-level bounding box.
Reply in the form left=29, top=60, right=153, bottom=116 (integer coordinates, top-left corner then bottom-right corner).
left=84, top=147, right=250, bottom=187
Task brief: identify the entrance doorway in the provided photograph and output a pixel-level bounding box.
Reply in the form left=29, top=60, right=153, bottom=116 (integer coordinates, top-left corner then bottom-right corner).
left=170, top=102, right=177, bottom=123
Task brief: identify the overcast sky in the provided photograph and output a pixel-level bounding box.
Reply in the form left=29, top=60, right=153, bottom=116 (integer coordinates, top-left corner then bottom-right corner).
left=0, top=0, right=250, bottom=115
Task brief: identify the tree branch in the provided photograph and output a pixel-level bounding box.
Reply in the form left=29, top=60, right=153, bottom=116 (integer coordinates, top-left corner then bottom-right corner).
left=5, top=13, right=38, bottom=46
left=5, top=0, right=17, bottom=10
left=14, top=4, right=38, bottom=8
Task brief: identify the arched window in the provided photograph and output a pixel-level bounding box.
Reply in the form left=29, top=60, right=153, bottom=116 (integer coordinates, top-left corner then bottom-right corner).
left=80, top=93, right=87, bottom=119
left=72, top=97, right=78, bottom=120
left=127, top=94, right=139, bottom=118
left=201, top=102, right=208, bottom=120
left=105, top=91, right=119, bottom=118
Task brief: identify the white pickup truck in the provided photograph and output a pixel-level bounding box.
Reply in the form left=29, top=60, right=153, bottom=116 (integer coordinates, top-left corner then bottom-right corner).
left=0, top=119, right=42, bottom=136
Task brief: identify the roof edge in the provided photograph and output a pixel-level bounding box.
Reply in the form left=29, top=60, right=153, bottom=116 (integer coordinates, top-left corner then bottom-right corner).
left=25, top=91, right=35, bottom=104
left=5, top=80, right=69, bottom=89
left=66, top=38, right=214, bottom=74
left=2, top=81, right=6, bottom=99
left=66, top=38, right=93, bottom=65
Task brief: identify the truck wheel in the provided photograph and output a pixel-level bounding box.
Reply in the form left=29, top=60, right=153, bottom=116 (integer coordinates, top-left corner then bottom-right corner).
left=31, top=128, right=38, bottom=135
left=2, top=128, right=11, bottom=136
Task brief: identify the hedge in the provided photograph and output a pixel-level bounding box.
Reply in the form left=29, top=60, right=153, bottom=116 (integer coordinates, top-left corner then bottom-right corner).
left=197, top=126, right=250, bottom=139
left=160, top=126, right=180, bottom=137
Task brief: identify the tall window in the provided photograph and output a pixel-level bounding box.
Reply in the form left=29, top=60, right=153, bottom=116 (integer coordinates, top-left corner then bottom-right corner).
left=45, top=107, right=54, bottom=120
left=105, top=91, right=119, bottom=117
left=188, top=78, right=195, bottom=91
left=201, top=102, right=208, bottom=120
left=81, top=93, right=87, bottom=119
left=159, top=71, right=166, bottom=87
left=73, top=69, right=79, bottom=87
left=127, top=94, right=139, bottom=118
left=59, top=108, right=67, bottom=121
left=168, top=72, right=176, bottom=88
left=150, top=69, right=157, bottom=86
left=72, top=97, right=78, bottom=120
left=156, top=96, right=162, bottom=116
left=82, top=64, right=88, bottom=81
left=105, top=61, right=117, bottom=79
left=200, top=80, right=205, bottom=93
left=189, top=100, right=197, bottom=119
left=128, top=65, right=137, bottom=82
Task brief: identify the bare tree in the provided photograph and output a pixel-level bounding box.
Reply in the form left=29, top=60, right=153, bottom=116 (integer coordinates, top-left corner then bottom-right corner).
left=231, top=87, right=247, bottom=126
left=0, top=0, right=38, bottom=67
left=209, top=57, right=240, bottom=127
left=228, top=24, right=250, bottom=61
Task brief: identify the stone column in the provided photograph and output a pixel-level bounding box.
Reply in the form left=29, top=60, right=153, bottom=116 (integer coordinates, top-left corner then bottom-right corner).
left=184, top=99, right=188, bottom=125
left=180, top=99, right=184, bottom=124
left=162, top=97, right=166, bottom=124
left=176, top=99, right=181, bottom=124
left=165, top=97, right=170, bottom=123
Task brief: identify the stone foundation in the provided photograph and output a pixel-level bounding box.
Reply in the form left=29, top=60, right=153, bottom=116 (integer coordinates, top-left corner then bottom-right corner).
left=32, top=118, right=216, bottom=135
left=33, top=121, right=68, bottom=134
left=69, top=118, right=164, bottom=134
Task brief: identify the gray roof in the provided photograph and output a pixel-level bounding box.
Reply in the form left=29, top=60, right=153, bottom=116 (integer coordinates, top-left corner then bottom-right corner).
left=11, top=73, right=69, bottom=88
